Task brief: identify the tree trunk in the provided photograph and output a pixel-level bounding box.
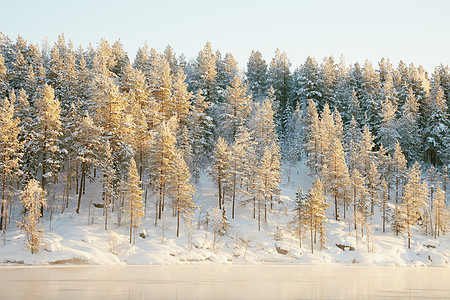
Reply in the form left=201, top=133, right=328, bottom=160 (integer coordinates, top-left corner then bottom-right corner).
left=76, top=161, right=86, bottom=214
left=0, top=166, right=6, bottom=230
left=177, top=207, right=180, bottom=237
left=129, top=212, right=133, bottom=243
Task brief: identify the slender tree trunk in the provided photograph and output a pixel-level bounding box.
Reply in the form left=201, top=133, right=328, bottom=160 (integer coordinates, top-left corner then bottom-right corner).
left=218, top=177, right=222, bottom=210
left=0, top=166, right=6, bottom=230
left=129, top=212, right=133, bottom=243
left=76, top=161, right=86, bottom=214
left=41, top=142, right=47, bottom=217
left=258, top=196, right=261, bottom=231
left=177, top=207, right=180, bottom=238
left=232, top=173, right=236, bottom=219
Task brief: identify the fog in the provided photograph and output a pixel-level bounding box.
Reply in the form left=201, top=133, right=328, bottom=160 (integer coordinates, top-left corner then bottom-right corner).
left=0, top=265, right=448, bottom=299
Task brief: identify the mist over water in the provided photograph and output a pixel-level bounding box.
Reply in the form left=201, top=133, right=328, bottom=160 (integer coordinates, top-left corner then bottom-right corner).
left=0, top=265, right=449, bottom=299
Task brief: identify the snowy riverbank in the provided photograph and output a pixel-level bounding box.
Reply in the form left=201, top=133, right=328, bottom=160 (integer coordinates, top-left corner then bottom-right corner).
left=1, top=163, right=448, bottom=267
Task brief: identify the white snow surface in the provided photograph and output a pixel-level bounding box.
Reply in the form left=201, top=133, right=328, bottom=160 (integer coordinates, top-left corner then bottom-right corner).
left=1, top=162, right=449, bottom=266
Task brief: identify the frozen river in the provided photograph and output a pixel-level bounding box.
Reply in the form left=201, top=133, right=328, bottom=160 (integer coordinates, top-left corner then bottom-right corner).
left=0, top=265, right=449, bottom=299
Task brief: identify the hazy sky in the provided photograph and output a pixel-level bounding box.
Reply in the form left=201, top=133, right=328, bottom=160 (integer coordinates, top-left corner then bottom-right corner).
left=1, top=0, right=449, bottom=72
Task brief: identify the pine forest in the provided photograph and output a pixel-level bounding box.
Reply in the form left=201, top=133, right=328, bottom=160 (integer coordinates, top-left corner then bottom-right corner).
left=0, top=33, right=449, bottom=265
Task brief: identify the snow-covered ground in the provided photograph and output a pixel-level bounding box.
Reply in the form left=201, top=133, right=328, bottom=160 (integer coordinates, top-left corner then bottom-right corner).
left=1, top=162, right=449, bottom=266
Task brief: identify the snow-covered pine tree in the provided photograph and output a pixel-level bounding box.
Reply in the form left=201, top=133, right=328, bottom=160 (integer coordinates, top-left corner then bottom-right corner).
left=123, top=157, right=144, bottom=244
left=292, top=56, right=322, bottom=111
left=379, top=178, right=391, bottom=232
left=208, top=137, right=231, bottom=210
left=74, top=113, right=103, bottom=214
left=149, top=53, right=173, bottom=121
left=149, top=119, right=177, bottom=225
left=14, top=89, right=35, bottom=184
left=392, top=142, right=407, bottom=205
left=268, top=49, right=292, bottom=134
left=291, top=187, right=308, bottom=247
left=426, top=165, right=441, bottom=236
left=0, top=96, right=22, bottom=232
left=320, top=56, right=338, bottom=109
left=18, top=179, right=46, bottom=254
left=305, top=178, right=330, bottom=253
left=246, top=50, right=268, bottom=100
left=170, top=69, right=192, bottom=124
left=303, top=99, right=321, bottom=175
left=250, top=88, right=278, bottom=159
left=349, top=168, right=369, bottom=231
left=318, top=103, right=334, bottom=170
left=100, top=141, right=117, bottom=230
left=422, top=80, right=450, bottom=166
left=216, top=52, right=239, bottom=95
left=345, top=116, right=361, bottom=172
left=366, top=160, right=380, bottom=214
left=188, top=89, right=213, bottom=179
left=221, top=75, right=252, bottom=142
left=433, top=186, right=448, bottom=237
left=377, top=95, right=398, bottom=154
left=34, top=84, right=61, bottom=215
left=168, top=150, right=196, bottom=237
left=401, top=162, right=428, bottom=248
left=321, top=137, right=349, bottom=221
left=193, top=42, right=218, bottom=106
left=398, top=88, right=422, bottom=163
left=357, top=125, right=376, bottom=178
left=0, top=54, right=7, bottom=99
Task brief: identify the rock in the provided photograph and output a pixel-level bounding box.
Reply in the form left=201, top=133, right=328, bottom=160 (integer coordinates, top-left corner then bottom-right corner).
left=275, top=245, right=289, bottom=255
left=336, top=243, right=355, bottom=251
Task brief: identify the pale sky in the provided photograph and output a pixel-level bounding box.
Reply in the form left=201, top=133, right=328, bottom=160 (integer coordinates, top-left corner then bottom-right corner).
left=1, top=0, right=449, bottom=72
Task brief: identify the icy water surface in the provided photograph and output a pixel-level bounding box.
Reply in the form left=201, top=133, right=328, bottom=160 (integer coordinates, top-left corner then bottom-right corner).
left=0, top=265, right=449, bottom=299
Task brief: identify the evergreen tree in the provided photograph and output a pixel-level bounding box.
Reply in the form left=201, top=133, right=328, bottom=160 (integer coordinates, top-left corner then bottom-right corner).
left=170, top=69, right=192, bottom=123
left=379, top=178, right=391, bottom=232
left=349, top=168, right=369, bottom=230
left=18, top=179, right=46, bottom=254
left=345, top=116, right=361, bottom=172
left=221, top=75, right=252, bottom=141
left=208, top=137, right=231, bottom=210
left=366, top=160, right=380, bottom=214
left=149, top=119, right=177, bottom=225
left=246, top=50, right=268, bottom=100
left=101, top=141, right=117, bottom=230
left=321, top=137, right=349, bottom=220
left=193, top=42, right=217, bottom=105
left=268, top=49, right=292, bottom=133
left=303, top=99, right=321, bottom=175
left=433, top=186, right=448, bottom=237
left=188, top=89, right=213, bottom=179
left=401, top=162, right=428, bottom=248
left=291, top=187, right=307, bottom=247
left=0, top=96, right=22, bottom=231
left=377, top=96, right=398, bottom=153
left=0, top=54, right=7, bottom=99
left=250, top=88, right=278, bottom=159
left=292, top=56, right=321, bottom=111
left=123, top=158, right=144, bottom=244
left=304, top=178, right=330, bottom=253
left=168, top=150, right=196, bottom=237
left=74, top=113, right=103, bottom=213
left=320, top=56, right=338, bottom=109
left=398, top=88, right=422, bottom=163
left=392, top=142, right=407, bottom=204
left=34, top=84, right=61, bottom=205
left=422, top=82, right=449, bottom=166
